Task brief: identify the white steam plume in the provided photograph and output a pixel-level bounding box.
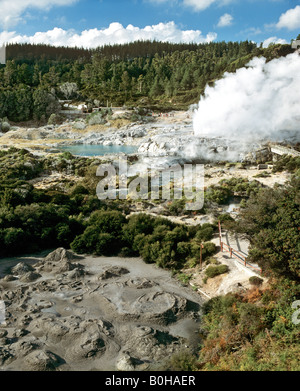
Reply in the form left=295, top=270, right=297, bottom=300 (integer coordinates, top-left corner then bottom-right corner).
left=193, top=52, right=300, bottom=142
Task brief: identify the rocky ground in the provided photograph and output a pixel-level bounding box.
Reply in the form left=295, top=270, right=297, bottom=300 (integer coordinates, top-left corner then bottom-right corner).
left=0, top=109, right=273, bottom=164
left=0, top=248, right=203, bottom=371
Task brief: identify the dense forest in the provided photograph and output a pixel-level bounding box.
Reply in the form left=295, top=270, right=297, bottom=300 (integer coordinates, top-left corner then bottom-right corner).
left=0, top=40, right=293, bottom=122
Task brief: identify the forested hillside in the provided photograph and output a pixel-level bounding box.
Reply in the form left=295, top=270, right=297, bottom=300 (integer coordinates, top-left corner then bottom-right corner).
left=0, top=40, right=293, bottom=123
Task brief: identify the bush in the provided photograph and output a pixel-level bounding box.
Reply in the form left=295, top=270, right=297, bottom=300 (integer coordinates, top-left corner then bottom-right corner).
left=205, top=186, right=232, bottom=204
left=249, top=276, right=264, bottom=286
left=206, top=257, right=221, bottom=265
left=48, top=113, right=58, bottom=125
left=205, top=264, right=229, bottom=278
left=166, top=350, right=197, bottom=371
left=96, top=233, right=115, bottom=255
left=87, top=112, right=106, bottom=126
left=195, top=224, right=214, bottom=242
left=1, top=121, right=11, bottom=132
left=70, top=210, right=126, bottom=255
left=218, top=213, right=235, bottom=223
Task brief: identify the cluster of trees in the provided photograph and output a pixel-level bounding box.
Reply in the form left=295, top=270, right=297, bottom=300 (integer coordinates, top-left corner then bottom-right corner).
left=71, top=212, right=216, bottom=269
left=0, top=40, right=293, bottom=122
left=205, top=177, right=263, bottom=205
left=236, top=177, right=300, bottom=280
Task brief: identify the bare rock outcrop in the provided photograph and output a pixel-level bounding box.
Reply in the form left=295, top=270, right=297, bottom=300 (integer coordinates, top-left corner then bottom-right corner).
left=43, top=247, right=74, bottom=263
left=24, top=350, right=61, bottom=371
left=97, top=266, right=129, bottom=280
left=19, top=272, right=41, bottom=283
left=11, top=262, right=34, bottom=276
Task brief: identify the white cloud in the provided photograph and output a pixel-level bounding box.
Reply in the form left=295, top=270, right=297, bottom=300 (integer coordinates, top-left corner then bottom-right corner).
left=183, top=0, right=234, bottom=12
left=0, top=22, right=217, bottom=48
left=276, top=5, right=300, bottom=30
left=241, top=27, right=262, bottom=36
left=183, top=0, right=216, bottom=11
left=262, top=36, right=288, bottom=48
left=0, top=0, right=78, bottom=29
left=217, top=13, right=233, bottom=27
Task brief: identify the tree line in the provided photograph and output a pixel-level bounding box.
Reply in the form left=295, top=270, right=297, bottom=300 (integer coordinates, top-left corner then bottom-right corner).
left=0, top=40, right=294, bottom=123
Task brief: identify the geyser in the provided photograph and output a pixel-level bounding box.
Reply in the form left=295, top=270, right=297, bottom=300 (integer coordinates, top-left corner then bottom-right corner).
left=193, top=52, right=300, bottom=143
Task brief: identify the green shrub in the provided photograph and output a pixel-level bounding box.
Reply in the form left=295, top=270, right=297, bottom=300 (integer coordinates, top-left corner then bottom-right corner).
left=206, top=257, right=221, bottom=265
left=218, top=213, right=235, bottom=223
left=1, top=121, right=11, bottom=132
left=249, top=276, right=264, bottom=286
left=48, top=113, right=57, bottom=125
left=195, top=224, right=214, bottom=242
left=205, top=264, right=229, bottom=278
left=166, top=350, right=197, bottom=371
left=205, top=186, right=232, bottom=204
left=96, top=233, right=115, bottom=255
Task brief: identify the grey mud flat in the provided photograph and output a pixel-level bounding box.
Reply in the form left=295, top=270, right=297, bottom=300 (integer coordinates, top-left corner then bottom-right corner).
left=0, top=248, right=204, bottom=371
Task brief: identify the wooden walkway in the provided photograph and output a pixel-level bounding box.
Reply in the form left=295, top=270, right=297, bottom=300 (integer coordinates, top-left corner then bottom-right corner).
left=218, top=221, right=262, bottom=274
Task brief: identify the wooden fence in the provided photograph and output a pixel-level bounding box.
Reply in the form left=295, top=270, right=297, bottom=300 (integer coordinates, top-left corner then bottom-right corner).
left=218, top=221, right=262, bottom=274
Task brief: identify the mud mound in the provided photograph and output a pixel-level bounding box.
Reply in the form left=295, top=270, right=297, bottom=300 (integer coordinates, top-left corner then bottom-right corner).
left=35, top=248, right=84, bottom=276
left=124, top=277, right=158, bottom=289
left=117, top=292, right=192, bottom=325
left=97, top=266, right=130, bottom=280
left=44, top=248, right=74, bottom=263
left=24, top=350, right=61, bottom=371
left=20, top=272, right=41, bottom=283
left=11, top=262, right=34, bottom=276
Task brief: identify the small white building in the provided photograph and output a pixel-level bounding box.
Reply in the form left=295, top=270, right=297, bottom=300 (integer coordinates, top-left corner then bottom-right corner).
left=292, top=40, right=300, bottom=50
left=0, top=45, right=6, bottom=65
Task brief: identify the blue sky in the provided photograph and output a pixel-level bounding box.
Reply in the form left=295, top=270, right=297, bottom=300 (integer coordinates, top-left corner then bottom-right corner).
left=0, top=0, right=299, bottom=48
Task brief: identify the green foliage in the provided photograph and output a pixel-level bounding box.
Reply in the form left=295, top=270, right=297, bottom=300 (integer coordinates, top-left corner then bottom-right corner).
left=205, top=185, right=232, bottom=205
left=166, top=350, right=197, bottom=371
left=272, top=155, right=300, bottom=174
left=71, top=210, right=126, bottom=255
left=48, top=113, right=58, bottom=125
left=0, top=120, right=10, bottom=132
left=166, top=198, right=187, bottom=216
left=175, top=272, right=192, bottom=285
left=249, top=276, right=264, bottom=286
left=218, top=177, right=263, bottom=197
left=198, top=276, right=300, bottom=370
left=32, top=88, right=60, bottom=121
left=236, top=177, right=300, bottom=279
left=206, top=257, right=221, bottom=265
left=205, top=264, right=229, bottom=278
left=195, top=223, right=214, bottom=242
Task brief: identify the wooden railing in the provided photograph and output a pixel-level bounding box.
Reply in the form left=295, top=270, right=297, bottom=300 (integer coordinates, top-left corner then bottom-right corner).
left=218, top=221, right=262, bottom=274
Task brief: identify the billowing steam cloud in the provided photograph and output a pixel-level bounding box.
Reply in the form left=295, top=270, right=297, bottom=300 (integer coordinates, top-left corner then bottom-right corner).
left=193, top=52, right=300, bottom=143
